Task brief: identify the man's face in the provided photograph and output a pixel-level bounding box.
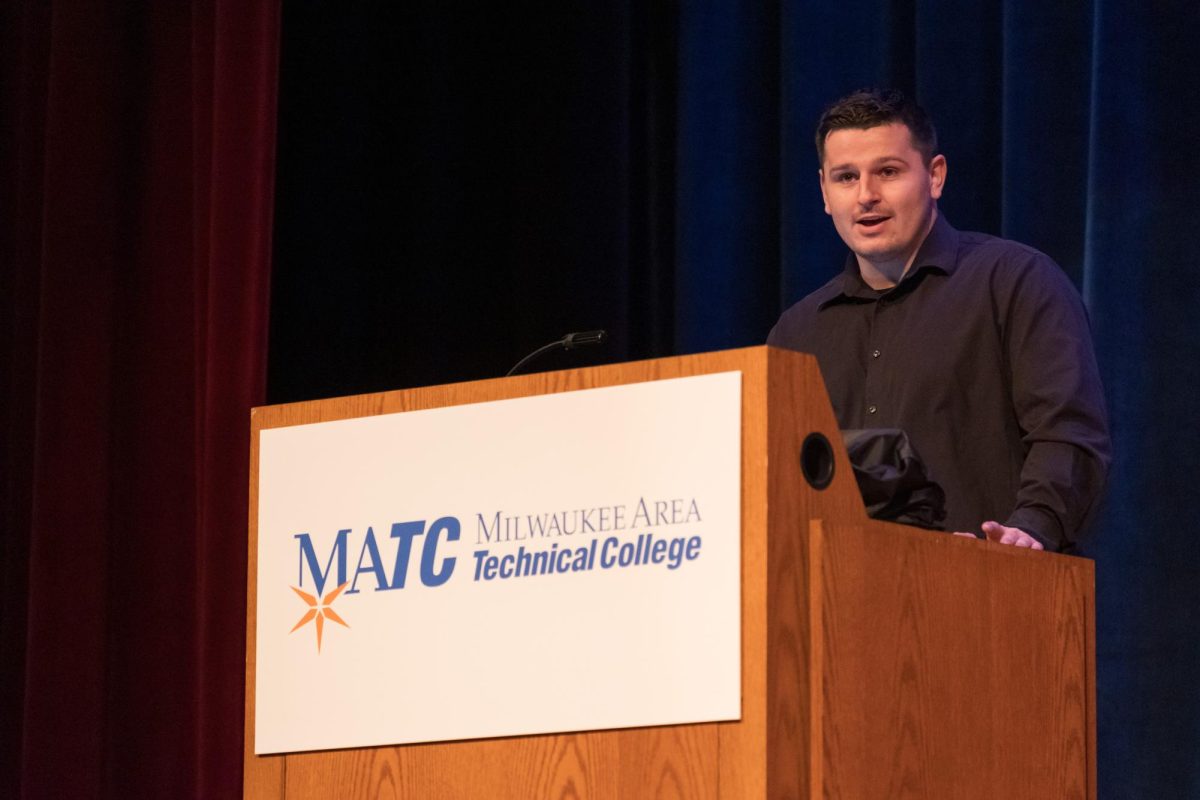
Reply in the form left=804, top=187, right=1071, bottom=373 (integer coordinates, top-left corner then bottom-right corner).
left=819, top=123, right=946, bottom=268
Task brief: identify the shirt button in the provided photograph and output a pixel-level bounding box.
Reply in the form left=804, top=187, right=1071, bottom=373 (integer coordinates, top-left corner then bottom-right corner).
left=867, top=404, right=878, bottom=415
left=872, top=349, right=881, bottom=358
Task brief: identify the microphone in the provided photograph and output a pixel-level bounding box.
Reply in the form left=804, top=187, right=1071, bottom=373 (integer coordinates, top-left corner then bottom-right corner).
left=506, top=330, right=609, bottom=377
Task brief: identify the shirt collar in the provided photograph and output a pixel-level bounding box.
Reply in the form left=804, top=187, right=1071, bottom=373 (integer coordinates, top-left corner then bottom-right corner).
left=816, top=213, right=961, bottom=309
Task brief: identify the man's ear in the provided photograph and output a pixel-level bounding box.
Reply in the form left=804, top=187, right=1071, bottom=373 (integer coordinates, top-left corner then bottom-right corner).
left=818, top=168, right=831, bottom=215
left=929, top=154, right=947, bottom=200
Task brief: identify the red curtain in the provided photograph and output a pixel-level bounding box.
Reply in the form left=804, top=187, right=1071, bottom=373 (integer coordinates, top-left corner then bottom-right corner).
left=1, top=2, right=279, bottom=797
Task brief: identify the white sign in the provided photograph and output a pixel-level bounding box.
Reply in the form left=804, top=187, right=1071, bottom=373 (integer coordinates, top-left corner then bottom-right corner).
left=255, top=371, right=742, bottom=754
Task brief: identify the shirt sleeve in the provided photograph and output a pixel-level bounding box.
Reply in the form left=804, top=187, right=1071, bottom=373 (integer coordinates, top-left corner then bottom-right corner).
left=1000, top=253, right=1112, bottom=550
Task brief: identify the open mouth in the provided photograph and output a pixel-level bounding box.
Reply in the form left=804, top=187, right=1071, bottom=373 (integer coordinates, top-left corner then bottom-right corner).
left=857, top=216, right=890, bottom=228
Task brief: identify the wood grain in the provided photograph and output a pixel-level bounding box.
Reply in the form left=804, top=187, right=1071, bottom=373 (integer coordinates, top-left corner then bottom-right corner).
left=814, top=521, right=1094, bottom=799
left=243, top=346, right=1096, bottom=799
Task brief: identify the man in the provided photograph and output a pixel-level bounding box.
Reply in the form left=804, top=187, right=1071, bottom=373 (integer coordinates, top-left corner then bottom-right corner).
left=768, top=88, right=1110, bottom=551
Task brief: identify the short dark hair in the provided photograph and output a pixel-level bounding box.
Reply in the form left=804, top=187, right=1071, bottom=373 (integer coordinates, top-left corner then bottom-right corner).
left=815, top=88, right=938, bottom=166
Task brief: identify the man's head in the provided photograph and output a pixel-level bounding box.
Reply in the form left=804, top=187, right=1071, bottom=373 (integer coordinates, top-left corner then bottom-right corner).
left=815, top=88, right=937, bottom=167
left=815, top=89, right=946, bottom=279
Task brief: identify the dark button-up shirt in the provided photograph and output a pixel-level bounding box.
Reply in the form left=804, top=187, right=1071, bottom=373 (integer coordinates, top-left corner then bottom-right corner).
left=768, top=214, right=1111, bottom=550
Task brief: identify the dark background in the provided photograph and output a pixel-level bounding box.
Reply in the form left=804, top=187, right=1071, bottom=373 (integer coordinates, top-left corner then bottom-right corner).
left=268, top=4, right=677, bottom=398
left=270, top=3, right=1200, bottom=797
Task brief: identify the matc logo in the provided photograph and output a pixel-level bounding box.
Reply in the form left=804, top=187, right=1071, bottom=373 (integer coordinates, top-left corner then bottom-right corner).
left=289, top=582, right=350, bottom=652
left=287, top=517, right=461, bottom=653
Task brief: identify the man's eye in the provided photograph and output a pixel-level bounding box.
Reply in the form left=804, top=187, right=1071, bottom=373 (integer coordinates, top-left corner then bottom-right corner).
left=880, top=167, right=899, bottom=177
left=835, top=173, right=857, bottom=183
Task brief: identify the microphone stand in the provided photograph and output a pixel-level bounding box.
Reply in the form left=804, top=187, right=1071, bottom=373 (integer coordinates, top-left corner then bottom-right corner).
left=506, top=330, right=608, bottom=377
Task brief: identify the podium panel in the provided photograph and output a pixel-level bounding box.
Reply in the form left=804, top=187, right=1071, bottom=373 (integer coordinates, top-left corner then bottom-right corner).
left=245, top=346, right=1094, bottom=799
left=253, top=372, right=743, bottom=754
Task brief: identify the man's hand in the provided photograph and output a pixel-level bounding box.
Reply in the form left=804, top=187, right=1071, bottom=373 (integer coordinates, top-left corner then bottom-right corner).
left=982, top=521, right=1043, bottom=549
left=952, top=521, right=1045, bottom=550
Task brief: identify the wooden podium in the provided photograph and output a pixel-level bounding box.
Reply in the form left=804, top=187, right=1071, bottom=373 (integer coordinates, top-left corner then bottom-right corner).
left=244, top=346, right=1095, bottom=799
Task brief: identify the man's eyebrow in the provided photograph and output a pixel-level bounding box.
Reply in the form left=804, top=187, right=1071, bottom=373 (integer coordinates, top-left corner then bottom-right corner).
left=826, top=155, right=910, bottom=172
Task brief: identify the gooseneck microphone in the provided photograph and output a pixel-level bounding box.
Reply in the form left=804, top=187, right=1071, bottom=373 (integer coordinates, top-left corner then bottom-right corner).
left=506, top=330, right=609, bottom=377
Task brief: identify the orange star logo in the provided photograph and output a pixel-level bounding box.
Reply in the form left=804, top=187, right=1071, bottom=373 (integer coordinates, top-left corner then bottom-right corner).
left=289, top=582, right=351, bottom=652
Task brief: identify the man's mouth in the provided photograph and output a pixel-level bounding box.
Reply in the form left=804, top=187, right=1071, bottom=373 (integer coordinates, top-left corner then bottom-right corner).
left=856, top=215, right=890, bottom=228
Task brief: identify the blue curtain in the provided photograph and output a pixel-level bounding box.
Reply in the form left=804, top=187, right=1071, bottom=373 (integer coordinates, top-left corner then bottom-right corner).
left=676, top=2, right=1200, bottom=795
left=270, top=3, right=1199, bottom=795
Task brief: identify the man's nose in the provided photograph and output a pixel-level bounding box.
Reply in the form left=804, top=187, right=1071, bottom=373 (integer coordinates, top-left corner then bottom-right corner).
left=857, top=176, right=880, bottom=205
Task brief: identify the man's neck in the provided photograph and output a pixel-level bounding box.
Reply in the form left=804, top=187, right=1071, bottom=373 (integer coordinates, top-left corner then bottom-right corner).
left=856, top=208, right=938, bottom=291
